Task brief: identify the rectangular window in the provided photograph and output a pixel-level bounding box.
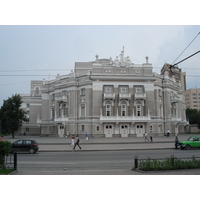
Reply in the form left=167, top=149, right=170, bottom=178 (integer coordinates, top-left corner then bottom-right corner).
left=135, top=86, right=143, bottom=94
left=121, top=105, right=126, bottom=116
left=136, top=105, right=141, bottom=116
left=52, top=109, right=55, bottom=119
left=63, top=108, right=68, bottom=116
left=26, top=104, right=30, bottom=108
left=62, top=90, right=67, bottom=96
left=105, top=86, right=112, bottom=93
left=80, top=88, right=85, bottom=96
left=81, top=125, right=85, bottom=131
left=106, top=105, right=111, bottom=116
left=80, top=104, right=86, bottom=117
left=120, top=86, right=127, bottom=94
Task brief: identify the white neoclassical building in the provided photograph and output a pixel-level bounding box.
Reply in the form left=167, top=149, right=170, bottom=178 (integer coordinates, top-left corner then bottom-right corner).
left=19, top=48, right=187, bottom=137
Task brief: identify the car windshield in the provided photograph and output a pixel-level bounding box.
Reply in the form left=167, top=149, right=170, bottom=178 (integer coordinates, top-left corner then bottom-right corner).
left=188, top=137, right=194, bottom=141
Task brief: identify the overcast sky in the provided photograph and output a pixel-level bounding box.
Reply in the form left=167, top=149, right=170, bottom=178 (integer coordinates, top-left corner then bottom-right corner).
left=0, top=2, right=200, bottom=106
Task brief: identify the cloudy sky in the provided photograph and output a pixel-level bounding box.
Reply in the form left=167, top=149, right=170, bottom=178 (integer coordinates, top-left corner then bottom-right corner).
left=0, top=2, right=199, bottom=106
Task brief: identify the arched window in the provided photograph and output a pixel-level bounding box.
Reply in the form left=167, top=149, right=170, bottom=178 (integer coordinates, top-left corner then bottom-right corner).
left=35, top=87, right=40, bottom=95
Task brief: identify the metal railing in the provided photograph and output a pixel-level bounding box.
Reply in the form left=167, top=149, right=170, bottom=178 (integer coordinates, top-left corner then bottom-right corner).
left=3, top=152, right=17, bottom=170
left=134, top=155, right=200, bottom=170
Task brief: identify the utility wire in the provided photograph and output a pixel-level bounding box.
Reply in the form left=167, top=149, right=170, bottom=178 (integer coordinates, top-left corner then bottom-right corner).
left=172, top=32, right=200, bottom=65
left=0, top=69, right=72, bottom=72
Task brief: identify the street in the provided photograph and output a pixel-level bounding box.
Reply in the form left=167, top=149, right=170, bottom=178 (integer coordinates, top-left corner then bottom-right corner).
left=14, top=149, right=200, bottom=175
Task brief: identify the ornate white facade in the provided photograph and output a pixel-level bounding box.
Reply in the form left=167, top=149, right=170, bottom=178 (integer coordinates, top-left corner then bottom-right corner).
left=19, top=48, right=187, bottom=137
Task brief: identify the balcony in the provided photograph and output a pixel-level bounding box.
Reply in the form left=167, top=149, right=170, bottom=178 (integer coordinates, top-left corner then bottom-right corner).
left=55, top=95, right=68, bottom=102
left=103, top=93, right=115, bottom=100
left=54, top=116, right=69, bottom=123
left=170, top=96, right=180, bottom=103
left=100, top=115, right=150, bottom=122
left=134, top=93, right=146, bottom=100
left=119, top=93, right=131, bottom=100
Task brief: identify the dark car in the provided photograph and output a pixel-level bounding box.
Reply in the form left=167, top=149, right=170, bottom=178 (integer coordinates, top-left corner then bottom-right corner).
left=12, top=139, right=39, bottom=153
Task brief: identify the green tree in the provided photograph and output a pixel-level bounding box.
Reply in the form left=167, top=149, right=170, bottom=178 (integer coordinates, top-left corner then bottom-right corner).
left=0, top=94, right=28, bottom=138
left=0, top=141, right=12, bottom=169
left=186, top=108, right=200, bottom=124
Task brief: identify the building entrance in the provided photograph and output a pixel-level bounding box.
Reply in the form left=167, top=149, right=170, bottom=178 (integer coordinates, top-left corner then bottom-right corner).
left=120, top=125, right=129, bottom=137
left=136, top=124, right=144, bottom=137
left=104, top=125, right=113, bottom=137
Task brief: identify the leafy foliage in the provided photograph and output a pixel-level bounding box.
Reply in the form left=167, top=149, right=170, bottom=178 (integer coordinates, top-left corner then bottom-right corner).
left=186, top=108, right=200, bottom=129
left=0, top=94, right=27, bottom=138
left=0, top=141, right=12, bottom=169
left=134, top=156, right=200, bottom=171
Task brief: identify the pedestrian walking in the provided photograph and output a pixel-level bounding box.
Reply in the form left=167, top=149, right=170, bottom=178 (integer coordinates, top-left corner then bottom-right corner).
left=149, top=132, right=153, bottom=142
left=73, top=135, right=81, bottom=150
left=85, top=132, right=89, bottom=141
left=144, top=132, right=149, bottom=142
left=175, top=136, right=179, bottom=149
left=71, top=135, right=75, bottom=147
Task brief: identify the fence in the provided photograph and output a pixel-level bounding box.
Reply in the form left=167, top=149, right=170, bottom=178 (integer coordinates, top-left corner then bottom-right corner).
left=3, top=152, right=17, bottom=170
left=134, top=155, right=200, bottom=170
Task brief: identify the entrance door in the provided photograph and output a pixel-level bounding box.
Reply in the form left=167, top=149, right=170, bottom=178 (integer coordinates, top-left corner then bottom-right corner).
left=58, top=125, right=64, bottom=137
left=120, top=125, right=129, bottom=137
left=105, top=125, right=113, bottom=137
left=136, top=124, right=144, bottom=137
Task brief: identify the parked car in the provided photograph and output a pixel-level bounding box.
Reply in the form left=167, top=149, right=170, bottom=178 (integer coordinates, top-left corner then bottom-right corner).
left=179, top=136, right=200, bottom=150
left=11, top=139, right=39, bottom=153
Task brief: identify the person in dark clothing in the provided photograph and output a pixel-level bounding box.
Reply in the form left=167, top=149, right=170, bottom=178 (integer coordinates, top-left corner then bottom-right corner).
left=175, top=136, right=179, bottom=149
left=73, top=135, right=81, bottom=150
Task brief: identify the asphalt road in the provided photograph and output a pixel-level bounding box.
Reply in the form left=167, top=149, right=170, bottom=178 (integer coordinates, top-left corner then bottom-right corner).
left=15, top=149, right=200, bottom=174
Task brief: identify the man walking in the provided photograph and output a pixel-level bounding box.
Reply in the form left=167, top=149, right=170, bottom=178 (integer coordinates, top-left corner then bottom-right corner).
left=73, top=135, right=82, bottom=150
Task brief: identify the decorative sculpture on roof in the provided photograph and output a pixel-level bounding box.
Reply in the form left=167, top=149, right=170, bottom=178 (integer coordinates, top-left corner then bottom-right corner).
left=114, top=46, right=132, bottom=67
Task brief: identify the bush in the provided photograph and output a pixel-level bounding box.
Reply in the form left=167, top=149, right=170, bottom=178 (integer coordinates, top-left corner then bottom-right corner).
left=134, top=156, right=200, bottom=171
left=0, top=141, right=12, bottom=169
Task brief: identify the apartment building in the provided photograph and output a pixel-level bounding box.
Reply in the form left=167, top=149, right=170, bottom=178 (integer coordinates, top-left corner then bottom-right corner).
left=184, top=88, right=200, bottom=110
left=18, top=48, right=187, bottom=137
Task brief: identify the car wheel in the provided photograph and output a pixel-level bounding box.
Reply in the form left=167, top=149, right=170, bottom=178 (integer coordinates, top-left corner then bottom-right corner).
left=185, top=144, right=191, bottom=150
left=29, top=148, right=35, bottom=154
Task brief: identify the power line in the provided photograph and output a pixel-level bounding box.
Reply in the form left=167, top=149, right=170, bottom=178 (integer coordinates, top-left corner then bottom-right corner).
left=172, top=32, right=200, bottom=65
left=0, top=69, right=72, bottom=72
left=0, top=75, right=57, bottom=76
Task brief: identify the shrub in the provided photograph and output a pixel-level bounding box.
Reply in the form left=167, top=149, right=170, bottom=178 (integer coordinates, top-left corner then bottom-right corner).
left=134, top=156, right=200, bottom=171
left=0, top=141, right=12, bottom=169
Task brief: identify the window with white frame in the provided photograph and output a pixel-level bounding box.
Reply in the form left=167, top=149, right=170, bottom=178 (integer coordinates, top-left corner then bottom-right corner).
left=136, top=104, right=141, bottom=116
left=105, top=86, right=112, bottom=93
left=135, top=86, right=143, bottom=94
left=120, top=86, right=127, bottom=94
left=105, top=100, right=112, bottom=116
left=63, top=108, right=68, bottom=117
left=121, top=104, right=126, bottom=116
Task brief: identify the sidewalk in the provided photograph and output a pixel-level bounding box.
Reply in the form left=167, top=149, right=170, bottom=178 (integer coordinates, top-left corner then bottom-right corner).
left=4, top=134, right=191, bottom=152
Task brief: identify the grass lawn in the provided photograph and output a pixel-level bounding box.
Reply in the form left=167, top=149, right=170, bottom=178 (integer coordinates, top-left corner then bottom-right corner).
left=0, top=169, right=15, bottom=175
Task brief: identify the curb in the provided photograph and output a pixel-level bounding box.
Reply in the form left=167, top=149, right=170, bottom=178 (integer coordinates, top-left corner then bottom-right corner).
left=38, top=147, right=173, bottom=152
